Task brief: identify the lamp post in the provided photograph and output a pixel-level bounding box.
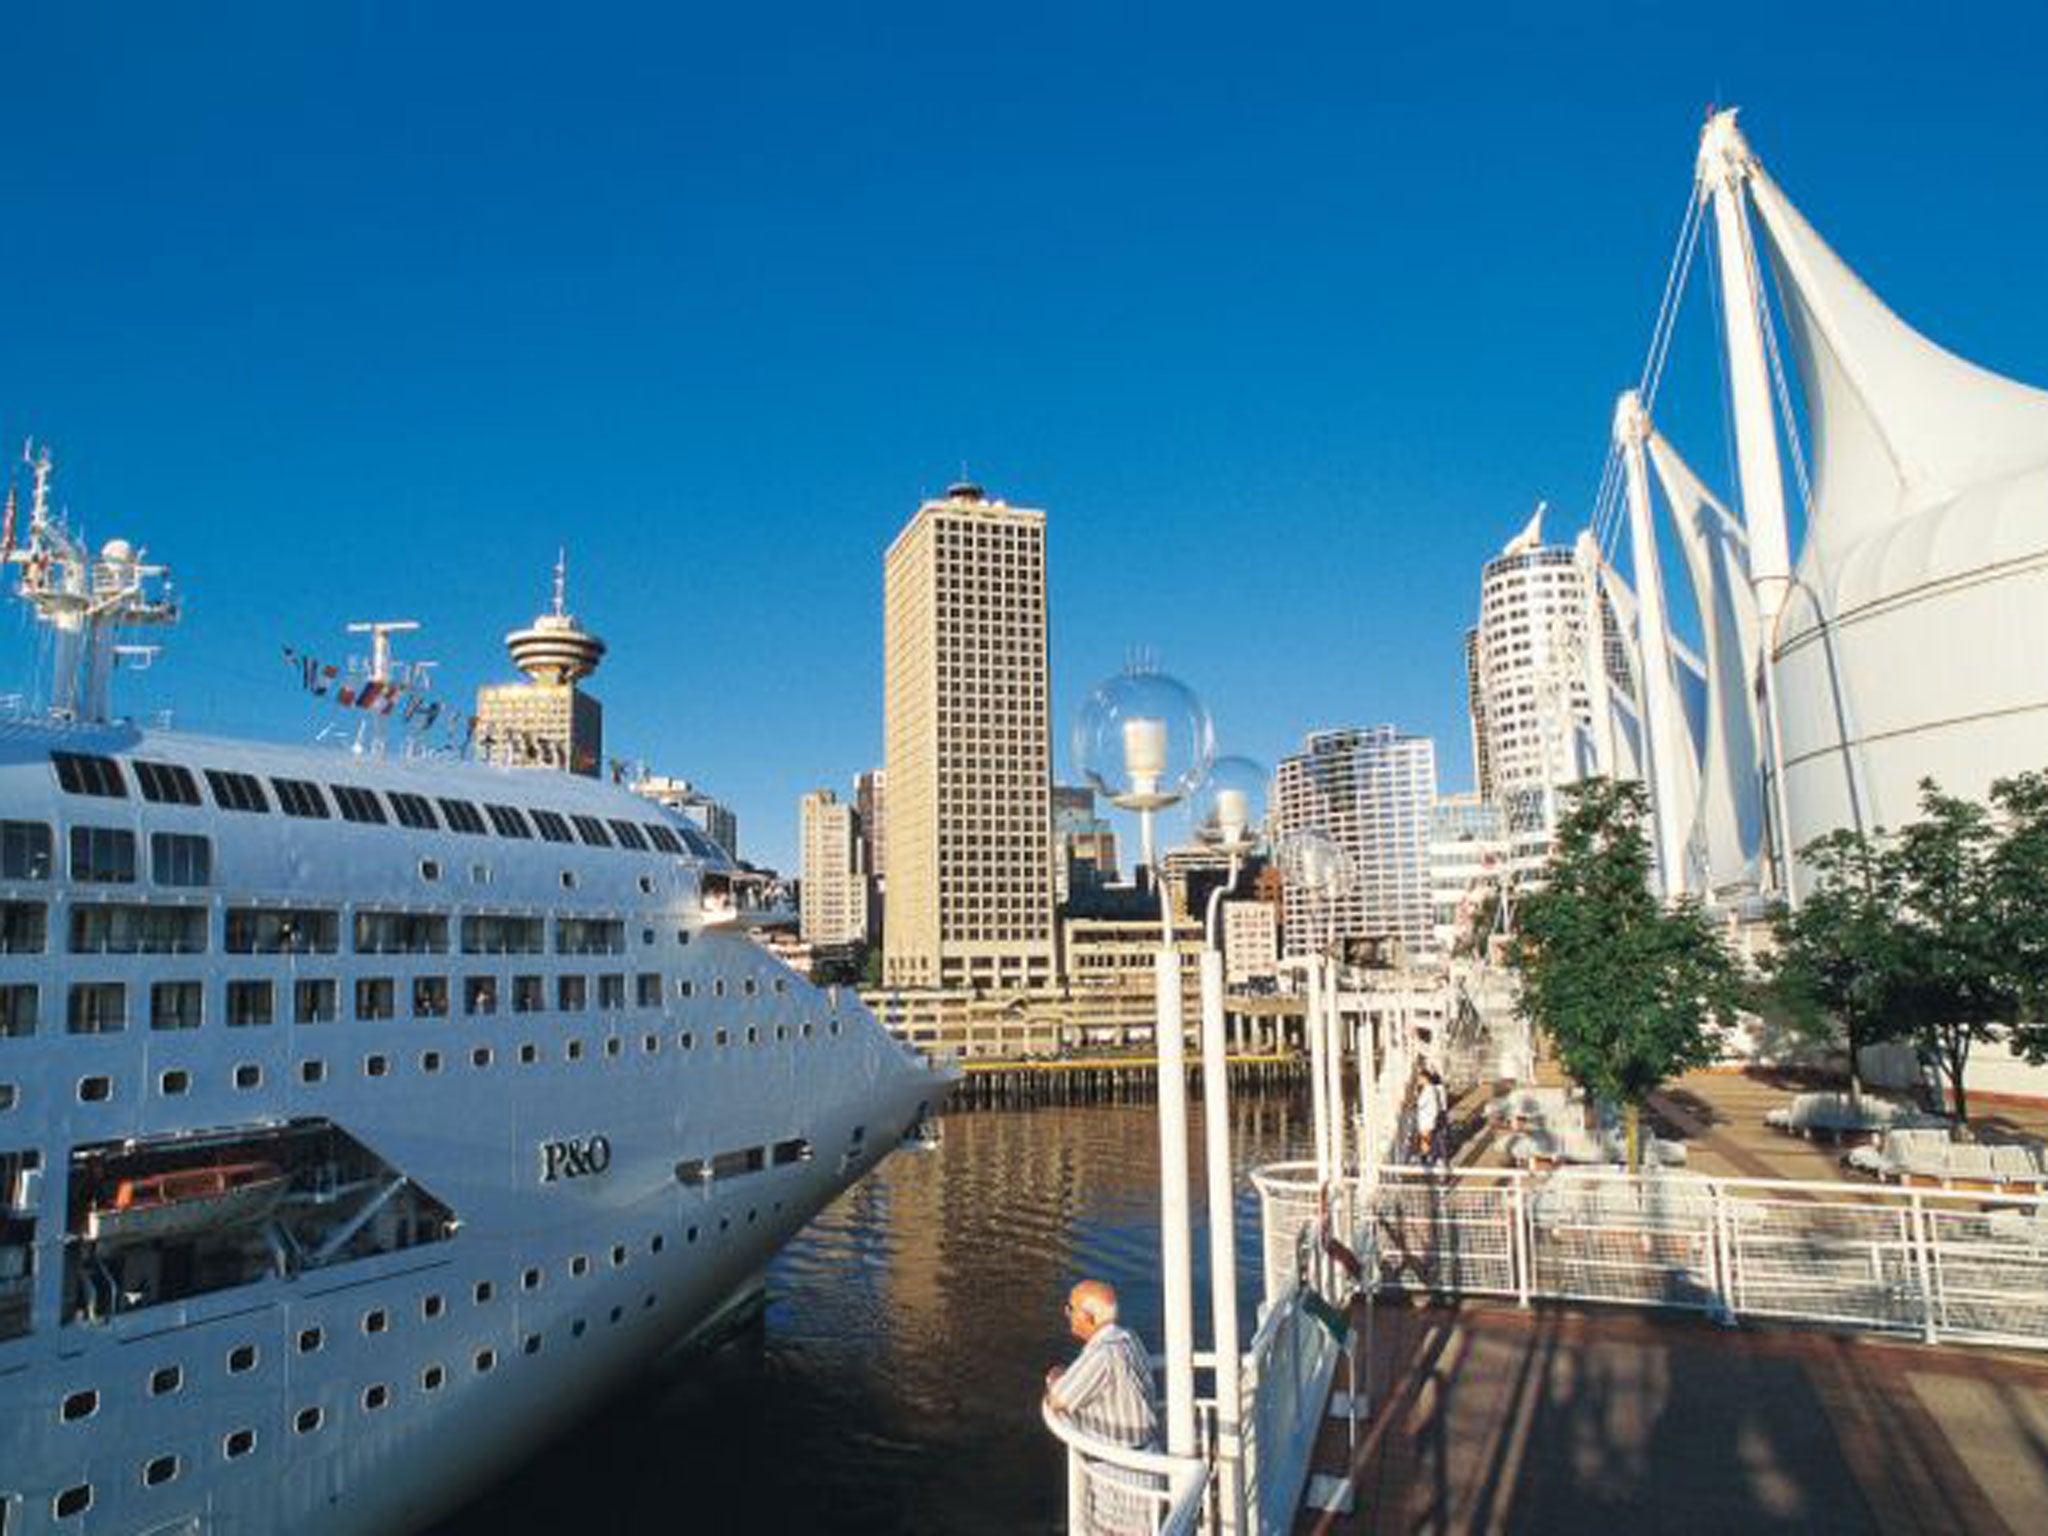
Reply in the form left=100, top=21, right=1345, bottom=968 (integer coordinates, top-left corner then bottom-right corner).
left=1072, top=664, right=1213, bottom=1460
left=1188, top=755, right=1270, bottom=1534
left=1276, top=830, right=1356, bottom=1189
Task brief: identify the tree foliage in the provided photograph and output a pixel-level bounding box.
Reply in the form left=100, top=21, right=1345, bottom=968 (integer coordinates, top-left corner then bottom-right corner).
left=1510, top=778, right=1745, bottom=1164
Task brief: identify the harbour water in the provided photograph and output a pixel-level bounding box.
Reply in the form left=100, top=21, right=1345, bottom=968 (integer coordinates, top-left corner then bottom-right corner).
left=436, top=1089, right=1313, bottom=1534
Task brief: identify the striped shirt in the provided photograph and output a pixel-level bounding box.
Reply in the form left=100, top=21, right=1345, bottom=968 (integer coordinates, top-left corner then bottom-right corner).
left=1048, top=1323, right=1159, bottom=1450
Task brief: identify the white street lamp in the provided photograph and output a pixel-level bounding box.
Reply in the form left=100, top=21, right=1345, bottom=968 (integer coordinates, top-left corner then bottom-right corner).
left=1187, top=753, right=1269, bottom=1533
left=1071, top=663, right=1213, bottom=1460
left=1276, top=829, right=1355, bottom=1187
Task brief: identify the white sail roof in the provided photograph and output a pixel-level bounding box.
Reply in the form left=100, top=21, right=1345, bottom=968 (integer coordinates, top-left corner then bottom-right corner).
left=1649, top=429, right=1764, bottom=894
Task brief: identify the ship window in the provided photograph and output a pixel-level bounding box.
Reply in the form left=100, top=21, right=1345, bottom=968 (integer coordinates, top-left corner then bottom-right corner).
left=463, top=976, right=498, bottom=1017
left=294, top=1407, right=322, bottom=1434
left=677, top=980, right=695, bottom=998
left=295, top=978, right=338, bottom=1023
left=713, top=1028, right=728, bottom=1048
left=53, top=1484, right=91, bottom=1519
left=635, top=973, right=662, bottom=1008
left=709, top=1147, right=765, bottom=1179
left=460, top=913, right=544, bottom=954
left=474, top=1348, right=495, bottom=1373
left=0, top=904, right=44, bottom=954
left=226, top=907, right=339, bottom=954
left=143, top=1453, right=179, bottom=1487
left=773, top=1137, right=812, bottom=1166
left=150, top=1365, right=181, bottom=1395
left=363, top=1308, right=388, bottom=1334
left=149, top=981, right=202, bottom=1031
left=523, top=1333, right=541, bottom=1355
left=422, top=1364, right=445, bottom=1391
left=223, top=1428, right=254, bottom=1459
left=571, top=815, right=611, bottom=848
left=299, top=1060, right=324, bottom=1084
left=598, top=974, right=626, bottom=1010
left=70, top=904, right=205, bottom=955
left=271, top=777, right=331, bottom=819
left=570, top=1255, right=589, bottom=1276
left=203, top=769, right=269, bottom=814
left=420, top=859, right=441, bottom=882
left=388, top=793, right=437, bottom=830
left=521, top=1266, right=541, bottom=1290
left=298, top=1326, right=323, bottom=1352
left=471, top=1046, right=492, bottom=1067
left=159, top=1069, right=188, bottom=1095
left=69, top=826, right=136, bottom=884
left=678, top=1031, right=694, bottom=1050
left=0, top=984, right=36, bottom=1038
left=437, top=799, right=488, bottom=835
left=353, top=910, right=448, bottom=954
left=412, top=977, right=449, bottom=1018
left=645, top=824, right=684, bottom=855
left=474, top=1280, right=494, bottom=1303
left=234, top=1064, right=260, bottom=1089
left=0, top=820, right=52, bottom=880
left=66, top=984, right=125, bottom=1035
left=364, top=1054, right=388, bottom=1078
left=611, top=1244, right=627, bottom=1266
left=557, top=917, right=624, bottom=955
left=518, top=1043, right=539, bottom=1065
left=77, top=1073, right=111, bottom=1102
left=227, top=981, right=273, bottom=1027
left=227, top=1344, right=257, bottom=1373
left=642, top=1033, right=659, bottom=1054
left=529, top=809, right=574, bottom=844
left=355, top=979, right=395, bottom=1021
left=331, top=785, right=388, bottom=824
left=51, top=750, right=126, bottom=798
left=150, top=831, right=212, bottom=887
left=608, top=819, right=648, bottom=851
left=484, top=804, right=532, bottom=839
left=422, top=1294, right=444, bottom=1319
left=557, top=975, right=586, bottom=1012
left=61, top=1388, right=97, bottom=1421
left=133, top=759, right=200, bottom=805
left=604, top=1036, right=622, bottom=1058
left=565, top=1038, right=584, bottom=1061
left=512, top=976, right=543, bottom=1013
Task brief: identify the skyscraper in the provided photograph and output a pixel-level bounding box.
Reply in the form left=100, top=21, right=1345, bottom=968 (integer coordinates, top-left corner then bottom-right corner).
left=631, top=775, right=739, bottom=859
left=855, top=768, right=888, bottom=885
left=1275, top=725, right=1438, bottom=960
left=474, top=554, right=605, bottom=776
left=799, top=788, right=869, bottom=947
left=882, top=482, right=1055, bottom=991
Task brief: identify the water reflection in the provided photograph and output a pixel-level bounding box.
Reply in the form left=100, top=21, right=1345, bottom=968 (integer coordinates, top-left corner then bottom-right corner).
left=438, top=1090, right=1310, bottom=1535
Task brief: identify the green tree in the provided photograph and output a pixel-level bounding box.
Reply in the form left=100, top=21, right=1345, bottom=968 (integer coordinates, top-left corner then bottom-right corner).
left=1891, top=781, right=2008, bottom=1131
left=1511, top=778, right=1746, bottom=1167
left=1766, top=828, right=1912, bottom=1104
left=859, top=944, right=885, bottom=990
left=1988, top=769, right=2048, bottom=1061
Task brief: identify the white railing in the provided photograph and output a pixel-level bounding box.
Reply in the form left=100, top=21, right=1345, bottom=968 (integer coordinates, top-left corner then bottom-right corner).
left=1238, top=1281, right=1343, bottom=1535
left=1042, top=1398, right=1209, bottom=1535
left=1357, top=1165, right=2048, bottom=1350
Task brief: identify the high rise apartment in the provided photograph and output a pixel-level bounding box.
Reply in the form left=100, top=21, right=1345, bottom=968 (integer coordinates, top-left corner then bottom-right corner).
left=474, top=556, right=605, bottom=776
left=799, top=789, right=869, bottom=947
left=882, top=482, right=1055, bottom=990
left=631, top=775, right=739, bottom=859
left=1275, top=725, right=1438, bottom=961
left=855, top=769, right=887, bottom=885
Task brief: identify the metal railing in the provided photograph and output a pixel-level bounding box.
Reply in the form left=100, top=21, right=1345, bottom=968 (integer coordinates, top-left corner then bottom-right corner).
left=1353, top=1165, right=2048, bottom=1350
left=1042, top=1390, right=1209, bottom=1535
left=1238, top=1280, right=1343, bottom=1535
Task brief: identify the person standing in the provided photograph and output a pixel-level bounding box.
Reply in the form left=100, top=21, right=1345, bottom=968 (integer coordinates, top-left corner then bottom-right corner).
left=1046, top=1280, right=1160, bottom=1532
left=1413, top=1064, right=1442, bottom=1165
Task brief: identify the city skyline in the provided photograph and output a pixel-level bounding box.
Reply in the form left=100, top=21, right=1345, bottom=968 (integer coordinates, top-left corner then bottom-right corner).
left=6, top=7, right=2048, bottom=875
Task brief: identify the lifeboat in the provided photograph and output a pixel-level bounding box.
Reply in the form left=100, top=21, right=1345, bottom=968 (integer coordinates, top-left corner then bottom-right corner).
left=85, top=1161, right=288, bottom=1245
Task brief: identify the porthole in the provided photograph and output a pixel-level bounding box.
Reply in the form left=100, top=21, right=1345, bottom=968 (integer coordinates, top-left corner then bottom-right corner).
left=774, top=979, right=789, bottom=995
left=522, top=1334, right=541, bottom=1356
left=472, top=1046, right=493, bottom=1068
left=572, top=1318, right=587, bottom=1338
left=642, top=1034, right=659, bottom=1054
left=223, top=1428, right=255, bottom=1459
left=746, top=1027, right=759, bottom=1045
left=776, top=1025, right=788, bottom=1042
left=419, top=859, right=441, bottom=882
left=362, top=1308, right=388, bottom=1335
left=474, top=1348, right=496, bottom=1373
left=362, top=1384, right=389, bottom=1411
left=747, top=1208, right=757, bottom=1224
left=234, top=1064, right=261, bottom=1090
left=150, top=1365, right=182, bottom=1396
left=474, top=1280, right=494, bottom=1304
left=143, top=1454, right=179, bottom=1487
left=364, top=1054, right=389, bottom=1078
left=643, top=1292, right=657, bottom=1311
left=61, top=1388, right=97, bottom=1422
left=227, top=1343, right=257, bottom=1373
left=743, top=979, right=758, bottom=997
left=566, top=1039, right=584, bottom=1061
left=422, top=1364, right=446, bottom=1391
left=518, top=1042, right=537, bottom=1065
left=801, top=1023, right=814, bottom=1039
left=686, top=1225, right=699, bottom=1243
left=53, top=1485, right=91, bottom=1519
left=642, top=927, right=655, bottom=944
left=570, top=1255, right=589, bottom=1277
left=604, top=1037, right=622, bottom=1059
left=830, top=1020, right=842, bottom=1036
left=638, top=875, right=655, bottom=895
left=78, top=1075, right=112, bottom=1103
left=521, top=1267, right=541, bottom=1291
left=420, top=1050, right=442, bottom=1073
left=678, top=1031, right=695, bottom=1050
left=719, top=1217, right=730, bottom=1232
left=650, top=1234, right=665, bottom=1255
left=294, top=1407, right=322, bottom=1435
left=610, top=1244, right=627, bottom=1267
left=560, top=871, right=577, bottom=891
left=422, top=1294, right=445, bottom=1320
left=608, top=1306, right=623, bottom=1324
left=470, top=863, right=490, bottom=885
left=714, top=1029, right=729, bottom=1048
left=712, top=979, right=726, bottom=999
left=159, top=1069, right=189, bottom=1095
left=298, top=1327, right=323, bottom=1353
left=300, top=1060, right=326, bottom=1084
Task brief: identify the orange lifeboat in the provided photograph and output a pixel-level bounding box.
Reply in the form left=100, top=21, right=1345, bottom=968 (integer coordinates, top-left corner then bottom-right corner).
left=86, top=1161, right=288, bottom=1245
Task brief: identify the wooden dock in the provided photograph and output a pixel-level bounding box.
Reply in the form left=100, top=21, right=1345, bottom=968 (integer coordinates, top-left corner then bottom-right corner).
left=946, top=1052, right=1306, bottom=1110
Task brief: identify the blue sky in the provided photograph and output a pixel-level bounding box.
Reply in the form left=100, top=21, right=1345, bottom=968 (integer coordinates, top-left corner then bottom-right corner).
left=3, top=2, right=2045, bottom=872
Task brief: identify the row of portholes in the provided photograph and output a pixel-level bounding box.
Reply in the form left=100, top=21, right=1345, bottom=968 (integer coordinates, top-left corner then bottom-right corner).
left=15, top=1015, right=848, bottom=1110
left=30, top=1204, right=793, bottom=1526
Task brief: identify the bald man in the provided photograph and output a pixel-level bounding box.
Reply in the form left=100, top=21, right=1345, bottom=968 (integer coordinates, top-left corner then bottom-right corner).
left=1045, top=1279, right=1159, bottom=1452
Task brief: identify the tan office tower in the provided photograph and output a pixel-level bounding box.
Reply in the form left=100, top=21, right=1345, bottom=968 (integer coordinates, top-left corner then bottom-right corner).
left=799, top=788, right=869, bottom=947
left=475, top=554, right=605, bottom=777
left=882, top=482, right=1055, bottom=991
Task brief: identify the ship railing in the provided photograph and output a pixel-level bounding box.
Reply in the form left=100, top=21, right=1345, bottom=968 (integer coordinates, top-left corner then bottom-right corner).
left=1042, top=1395, right=1209, bottom=1536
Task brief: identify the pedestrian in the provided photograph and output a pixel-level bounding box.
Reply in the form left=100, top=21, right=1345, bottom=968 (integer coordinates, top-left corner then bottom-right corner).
left=1426, top=1069, right=1451, bottom=1165
left=1046, top=1280, right=1160, bottom=1533
left=1413, top=1063, right=1441, bottom=1165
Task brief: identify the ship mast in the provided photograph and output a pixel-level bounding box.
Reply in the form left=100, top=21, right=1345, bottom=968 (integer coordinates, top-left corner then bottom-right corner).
left=6, top=442, right=180, bottom=724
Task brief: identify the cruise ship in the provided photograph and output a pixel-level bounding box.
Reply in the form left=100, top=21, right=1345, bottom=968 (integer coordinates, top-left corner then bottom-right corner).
left=0, top=453, right=951, bottom=1533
